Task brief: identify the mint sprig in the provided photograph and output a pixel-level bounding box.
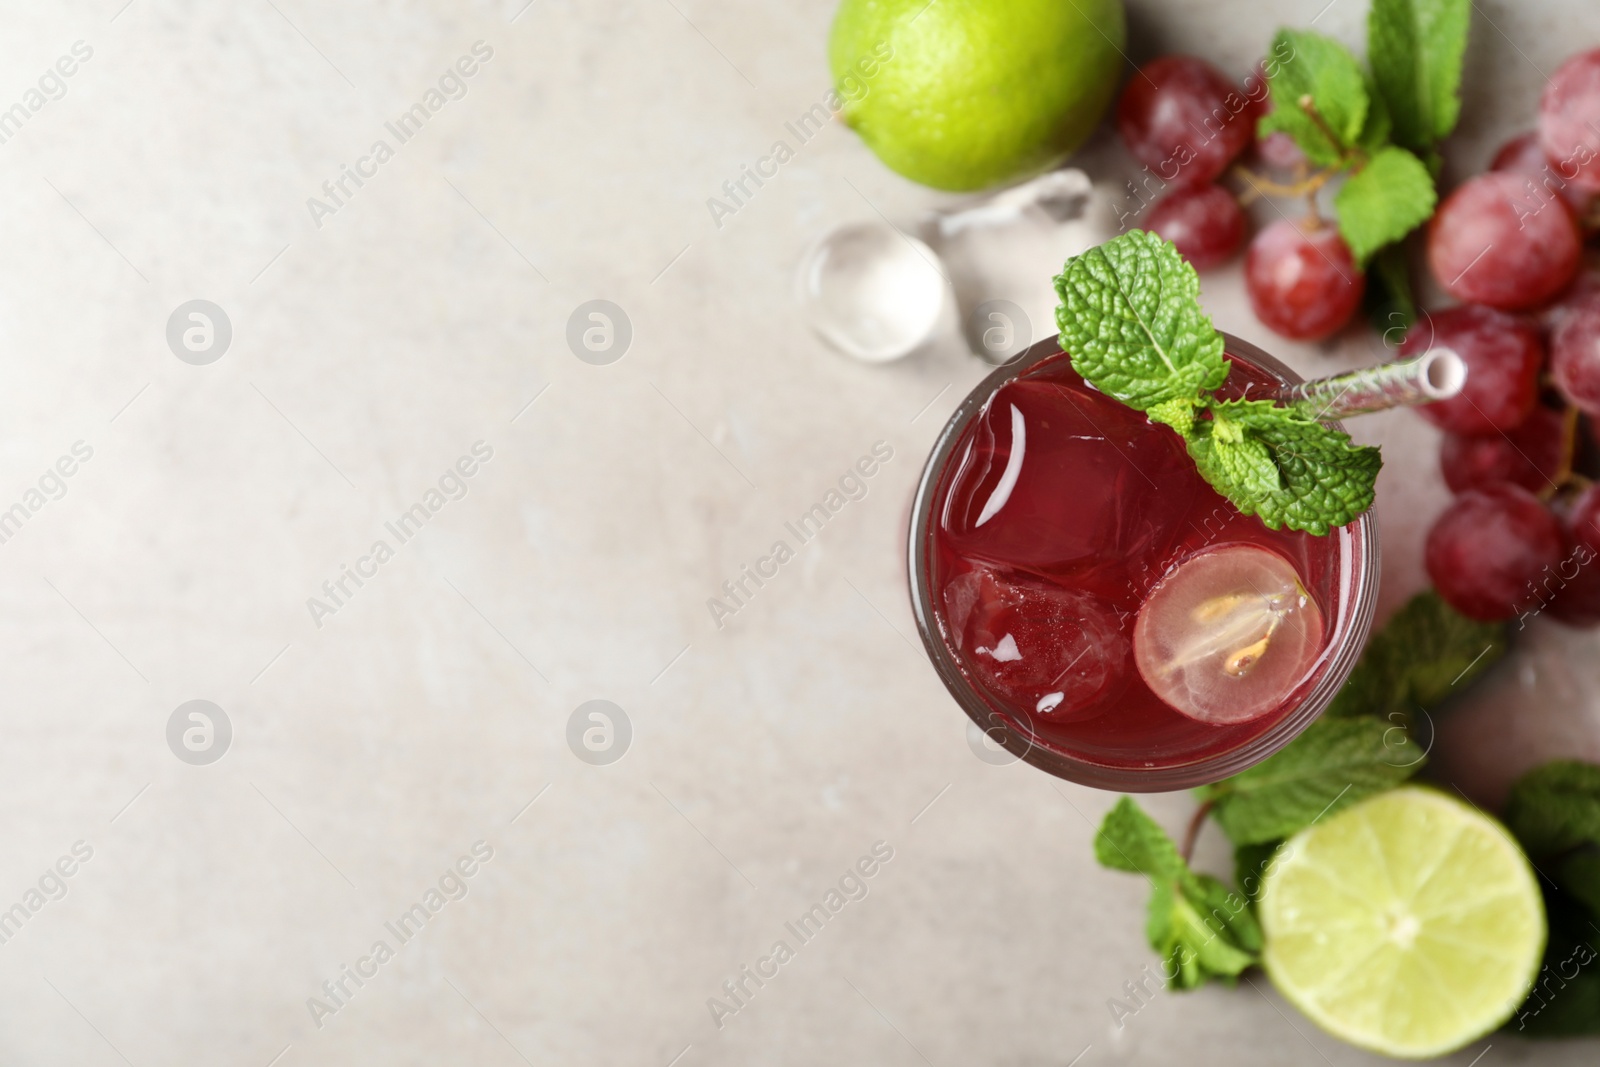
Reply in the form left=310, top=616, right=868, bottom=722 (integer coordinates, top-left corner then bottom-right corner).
left=1368, top=0, right=1471, bottom=159
left=1054, top=231, right=1381, bottom=536
left=1505, top=761, right=1600, bottom=1037
left=1094, top=798, right=1262, bottom=990
left=1325, top=589, right=1506, bottom=719
left=1198, top=717, right=1425, bottom=845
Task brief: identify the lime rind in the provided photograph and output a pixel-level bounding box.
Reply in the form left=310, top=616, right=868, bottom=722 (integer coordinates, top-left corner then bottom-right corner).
left=1259, top=787, right=1545, bottom=1059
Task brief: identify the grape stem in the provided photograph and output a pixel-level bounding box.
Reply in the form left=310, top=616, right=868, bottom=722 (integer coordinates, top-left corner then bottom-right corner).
left=1296, top=95, right=1367, bottom=170
left=1232, top=163, right=1341, bottom=203
left=1547, top=405, right=1583, bottom=501
left=1180, top=800, right=1215, bottom=864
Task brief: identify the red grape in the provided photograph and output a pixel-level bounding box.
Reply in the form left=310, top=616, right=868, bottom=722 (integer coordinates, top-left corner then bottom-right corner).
left=1425, top=484, right=1566, bottom=621
left=1539, top=47, right=1600, bottom=195
left=1117, top=56, right=1255, bottom=188
left=1541, top=266, right=1600, bottom=332
left=1490, top=130, right=1591, bottom=214
left=1257, top=130, right=1306, bottom=171
left=1244, top=218, right=1364, bottom=341
left=1549, top=483, right=1600, bottom=627
left=1402, top=304, right=1545, bottom=435
left=1439, top=405, right=1570, bottom=495
left=1144, top=185, right=1247, bottom=270
left=1427, top=172, right=1582, bottom=311
left=1551, top=295, right=1600, bottom=416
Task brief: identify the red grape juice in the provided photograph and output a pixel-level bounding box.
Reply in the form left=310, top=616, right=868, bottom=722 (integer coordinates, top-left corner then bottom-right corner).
left=924, top=346, right=1365, bottom=774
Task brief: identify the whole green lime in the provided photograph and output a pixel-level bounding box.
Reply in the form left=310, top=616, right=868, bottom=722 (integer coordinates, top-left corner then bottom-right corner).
left=828, top=0, right=1126, bottom=192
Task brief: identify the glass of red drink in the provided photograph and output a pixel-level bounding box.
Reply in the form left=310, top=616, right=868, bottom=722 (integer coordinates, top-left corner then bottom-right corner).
left=908, top=333, right=1379, bottom=791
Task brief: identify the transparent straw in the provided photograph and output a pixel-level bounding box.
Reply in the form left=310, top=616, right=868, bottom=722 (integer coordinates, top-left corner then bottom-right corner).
left=1273, top=348, right=1467, bottom=421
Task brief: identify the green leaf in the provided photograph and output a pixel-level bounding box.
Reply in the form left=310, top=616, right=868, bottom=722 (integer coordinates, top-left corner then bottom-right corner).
left=1054, top=230, right=1228, bottom=412
left=1198, top=717, right=1425, bottom=845
left=1334, top=147, right=1438, bottom=266
left=1191, top=407, right=1281, bottom=506
left=1363, top=242, right=1418, bottom=338
left=1511, top=879, right=1600, bottom=1037
left=1154, top=875, right=1262, bottom=989
left=1234, top=840, right=1282, bottom=906
left=1096, top=798, right=1261, bottom=990
left=1505, top=761, right=1600, bottom=858
left=1187, top=399, right=1382, bottom=535
left=1326, top=590, right=1507, bottom=719
left=1259, top=29, right=1371, bottom=167
left=1368, top=0, right=1471, bottom=153
left=1504, top=765, right=1600, bottom=1038
left=1094, top=796, right=1188, bottom=881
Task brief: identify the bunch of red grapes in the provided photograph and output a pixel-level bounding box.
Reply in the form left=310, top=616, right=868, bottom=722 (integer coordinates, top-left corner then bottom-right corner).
left=1118, top=48, right=1600, bottom=628
left=1115, top=55, right=1370, bottom=341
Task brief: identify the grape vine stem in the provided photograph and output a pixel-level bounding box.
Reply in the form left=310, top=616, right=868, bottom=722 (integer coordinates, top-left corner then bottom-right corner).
left=1180, top=800, right=1216, bottom=864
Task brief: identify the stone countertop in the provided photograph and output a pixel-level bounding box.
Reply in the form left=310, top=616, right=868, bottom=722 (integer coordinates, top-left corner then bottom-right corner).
left=0, top=0, right=1594, bottom=1064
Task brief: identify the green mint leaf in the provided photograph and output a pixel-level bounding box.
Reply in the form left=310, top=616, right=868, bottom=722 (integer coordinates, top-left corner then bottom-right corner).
left=1094, top=796, right=1188, bottom=881
left=1150, top=876, right=1262, bottom=989
left=1186, top=399, right=1382, bottom=535
left=1355, top=72, right=1394, bottom=154
left=1096, top=798, right=1261, bottom=990
left=1259, top=29, right=1371, bottom=167
left=1233, top=840, right=1282, bottom=906
left=1363, top=242, right=1418, bottom=337
left=1505, top=761, right=1600, bottom=858
left=1147, top=396, right=1200, bottom=436
left=1368, top=0, right=1471, bottom=153
left=1513, top=882, right=1600, bottom=1038
left=1334, top=147, right=1438, bottom=266
left=1326, top=590, right=1507, bottom=719
left=1188, top=407, right=1281, bottom=506
left=1198, top=717, right=1424, bottom=845
left=1054, top=230, right=1228, bottom=412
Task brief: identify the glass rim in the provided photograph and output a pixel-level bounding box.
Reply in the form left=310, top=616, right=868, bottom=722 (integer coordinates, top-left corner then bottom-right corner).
left=905, top=332, right=1381, bottom=792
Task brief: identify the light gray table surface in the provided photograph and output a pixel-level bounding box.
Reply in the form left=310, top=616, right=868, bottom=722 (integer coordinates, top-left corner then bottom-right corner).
left=0, top=0, right=1596, bottom=1063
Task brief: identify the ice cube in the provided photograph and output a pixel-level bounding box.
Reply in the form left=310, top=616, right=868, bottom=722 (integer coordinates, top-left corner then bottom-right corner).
left=940, top=377, right=1195, bottom=575
left=1133, top=544, right=1324, bottom=725
left=921, top=169, right=1118, bottom=364
left=943, top=565, right=1129, bottom=720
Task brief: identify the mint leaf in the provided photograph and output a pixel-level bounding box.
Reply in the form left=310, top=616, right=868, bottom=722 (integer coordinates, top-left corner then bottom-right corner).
left=1094, top=795, right=1187, bottom=880
left=1326, top=590, right=1506, bottom=719
left=1054, top=230, right=1228, bottom=412
left=1259, top=29, right=1371, bottom=167
left=1187, top=399, right=1382, bottom=535
left=1199, top=717, right=1424, bottom=845
left=1368, top=0, right=1471, bottom=153
left=1364, top=242, right=1418, bottom=336
left=1149, top=876, right=1262, bottom=989
left=1513, top=883, right=1600, bottom=1038
left=1191, top=408, right=1281, bottom=506
left=1505, top=761, right=1600, bottom=1038
left=1234, top=840, right=1282, bottom=906
left=1095, top=798, right=1261, bottom=990
left=1334, top=147, right=1438, bottom=266
left=1505, top=761, right=1600, bottom=858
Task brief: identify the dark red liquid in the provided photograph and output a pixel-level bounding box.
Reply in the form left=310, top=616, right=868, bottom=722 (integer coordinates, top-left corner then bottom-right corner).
left=927, top=349, right=1360, bottom=770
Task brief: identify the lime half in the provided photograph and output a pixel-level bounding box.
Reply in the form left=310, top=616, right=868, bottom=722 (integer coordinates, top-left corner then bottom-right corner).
left=1259, top=787, right=1545, bottom=1059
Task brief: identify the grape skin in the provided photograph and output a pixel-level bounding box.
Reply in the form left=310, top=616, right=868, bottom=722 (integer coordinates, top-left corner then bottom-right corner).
left=1539, top=47, right=1600, bottom=195
left=1427, top=173, right=1582, bottom=311
left=1117, top=56, right=1256, bottom=189
left=1425, top=484, right=1567, bottom=622
left=1144, top=185, right=1247, bottom=271
left=1244, top=219, right=1364, bottom=341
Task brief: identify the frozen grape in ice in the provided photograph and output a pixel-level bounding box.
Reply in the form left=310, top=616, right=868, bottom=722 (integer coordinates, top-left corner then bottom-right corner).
left=944, top=566, right=1129, bottom=720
